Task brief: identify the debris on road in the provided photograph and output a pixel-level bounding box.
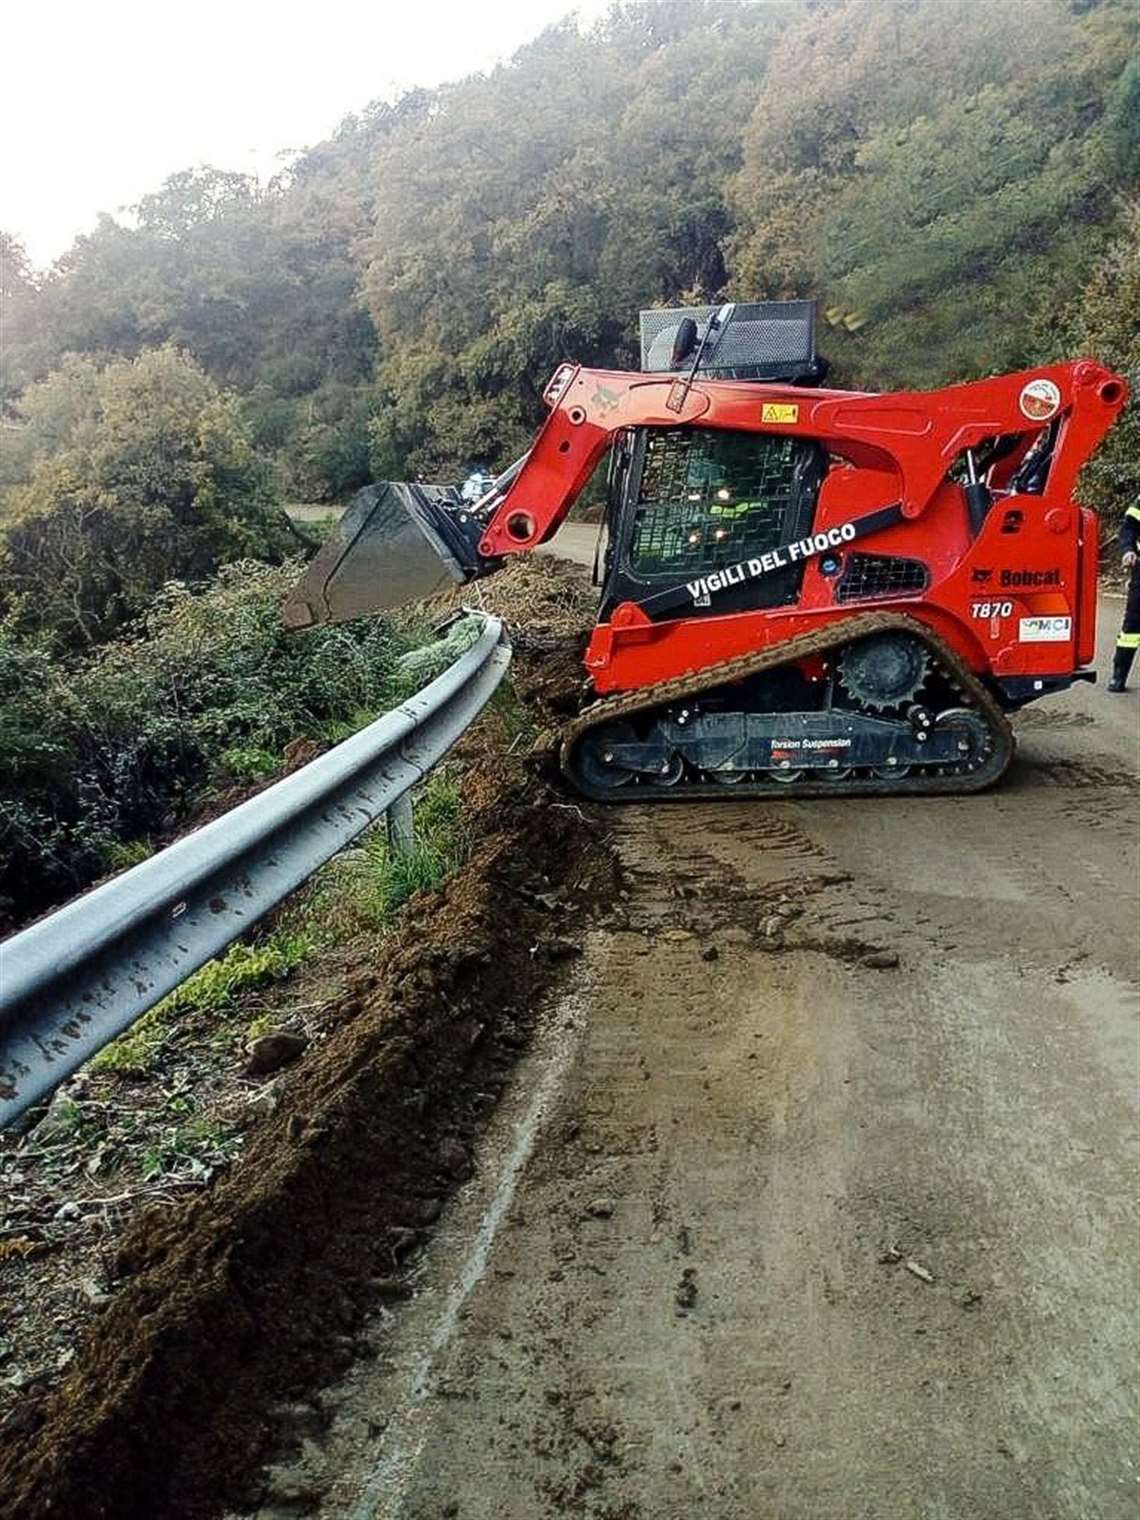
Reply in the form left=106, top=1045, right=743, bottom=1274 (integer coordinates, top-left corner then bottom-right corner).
left=879, top=1244, right=936, bottom=1283
left=675, top=1268, right=698, bottom=1313
left=861, top=950, right=901, bottom=970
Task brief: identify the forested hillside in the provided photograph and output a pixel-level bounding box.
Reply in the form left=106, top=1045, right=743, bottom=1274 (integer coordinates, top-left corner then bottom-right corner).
left=3, top=0, right=1137, bottom=509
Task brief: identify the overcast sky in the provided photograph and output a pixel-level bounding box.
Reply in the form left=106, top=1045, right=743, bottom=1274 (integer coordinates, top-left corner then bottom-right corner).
left=2, top=0, right=611, bottom=268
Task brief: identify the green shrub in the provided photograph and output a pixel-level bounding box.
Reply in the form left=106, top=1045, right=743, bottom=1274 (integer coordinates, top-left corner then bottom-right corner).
left=92, top=928, right=315, bottom=1074
left=0, top=561, right=422, bottom=918
left=218, top=746, right=280, bottom=782
left=1, top=348, right=295, bottom=647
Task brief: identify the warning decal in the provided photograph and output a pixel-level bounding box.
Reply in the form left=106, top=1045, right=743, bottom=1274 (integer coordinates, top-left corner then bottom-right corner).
left=761, top=403, right=799, bottom=424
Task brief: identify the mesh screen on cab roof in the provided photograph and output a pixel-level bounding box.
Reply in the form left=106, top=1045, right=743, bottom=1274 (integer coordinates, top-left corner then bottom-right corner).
left=639, top=301, right=816, bottom=379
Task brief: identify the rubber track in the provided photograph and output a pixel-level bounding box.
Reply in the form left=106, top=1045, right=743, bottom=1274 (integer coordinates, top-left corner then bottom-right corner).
left=559, top=612, right=1015, bottom=802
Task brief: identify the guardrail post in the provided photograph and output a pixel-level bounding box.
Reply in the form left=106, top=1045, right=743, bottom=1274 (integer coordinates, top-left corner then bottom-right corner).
left=387, top=792, right=416, bottom=856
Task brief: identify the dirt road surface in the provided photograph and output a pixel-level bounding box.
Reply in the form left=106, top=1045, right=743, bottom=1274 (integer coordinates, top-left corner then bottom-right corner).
left=546, top=521, right=604, bottom=567
left=230, top=541, right=1140, bottom=1520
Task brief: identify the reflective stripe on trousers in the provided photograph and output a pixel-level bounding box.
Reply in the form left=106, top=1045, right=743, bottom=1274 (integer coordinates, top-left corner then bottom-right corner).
left=1119, top=558, right=1140, bottom=648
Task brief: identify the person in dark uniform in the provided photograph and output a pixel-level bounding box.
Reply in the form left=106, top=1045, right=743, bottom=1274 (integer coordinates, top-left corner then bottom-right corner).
left=1107, top=503, right=1140, bottom=692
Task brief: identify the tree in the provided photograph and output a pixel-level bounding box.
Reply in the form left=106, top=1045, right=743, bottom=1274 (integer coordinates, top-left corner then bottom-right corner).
left=1046, top=198, right=1140, bottom=526
left=360, top=1, right=787, bottom=477
left=1, top=347, right=292, bottom=645
left=729, top=0, right=1139, bottom=388
left=1, top=231, right=42, bottom=407
left=0, top=230, right=35, bottom=308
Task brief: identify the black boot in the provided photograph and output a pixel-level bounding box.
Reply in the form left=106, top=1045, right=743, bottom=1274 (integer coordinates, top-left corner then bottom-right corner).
left=1107, top=646, right=1135, bottom=693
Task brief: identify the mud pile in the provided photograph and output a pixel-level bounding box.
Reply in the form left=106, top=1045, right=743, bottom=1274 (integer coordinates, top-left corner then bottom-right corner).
left=0, top=759, right=615, bottom=1519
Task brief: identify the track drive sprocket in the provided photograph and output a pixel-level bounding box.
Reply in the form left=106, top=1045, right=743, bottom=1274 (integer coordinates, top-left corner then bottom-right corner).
left=837, top=632, right=930, bottom=712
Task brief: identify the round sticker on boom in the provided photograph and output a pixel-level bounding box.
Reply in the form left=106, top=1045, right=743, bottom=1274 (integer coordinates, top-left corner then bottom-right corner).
left=1019, top=377, right=1061, bottom=421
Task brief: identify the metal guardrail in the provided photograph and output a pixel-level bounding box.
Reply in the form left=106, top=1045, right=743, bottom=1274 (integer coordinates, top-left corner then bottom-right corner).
left=0, top=614, right=511, bottom=1130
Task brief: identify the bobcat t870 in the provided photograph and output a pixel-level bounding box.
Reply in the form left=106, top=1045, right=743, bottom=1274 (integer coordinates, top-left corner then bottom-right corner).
left=285, top=302, right=1128, bottom=800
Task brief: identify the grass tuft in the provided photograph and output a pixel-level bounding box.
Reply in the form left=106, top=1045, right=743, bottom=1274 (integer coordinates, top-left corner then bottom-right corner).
left=92, top=929, right=316, bottom=1075
left=339, top=770, right=464, bottom=927
left=101, top=838, right=154, bottom=872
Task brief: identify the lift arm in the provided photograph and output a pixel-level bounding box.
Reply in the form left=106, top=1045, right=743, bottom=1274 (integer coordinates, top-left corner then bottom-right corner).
left=477, top=359, right=1127, bottom=561
left=283, top=357, right=1126, bottom=633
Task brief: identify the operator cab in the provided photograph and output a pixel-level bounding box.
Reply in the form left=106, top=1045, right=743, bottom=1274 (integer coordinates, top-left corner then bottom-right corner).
left=597, top=301, right=829, bottom=619
left=598, top=425, right=827, bottom=619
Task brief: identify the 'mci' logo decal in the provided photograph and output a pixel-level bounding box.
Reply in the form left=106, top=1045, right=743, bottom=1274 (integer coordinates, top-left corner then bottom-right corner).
left=761, top=403, right=799, bottom=424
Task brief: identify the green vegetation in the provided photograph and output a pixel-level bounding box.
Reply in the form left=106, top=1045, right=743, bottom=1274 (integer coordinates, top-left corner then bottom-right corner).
left=167, top=931, right=317, bottom=1016
left=298, top=766, right=466, bottom=936
left=1039, top=197, right=1140, bottom=520
left=139, top=1114, right=242, bottom=1183
left=217, top=746, right=281, bottom=782
left=0, top=562, right=425, bottom=917
left=2, top=0, right=1135, bottom=515
left=24, top=1073, right=244, bottom=1184
left=92, top=927, right=315, bottom=1075
left=99, top=838, right=154, bottom=872
left=350, top=770, right=465, bottom=923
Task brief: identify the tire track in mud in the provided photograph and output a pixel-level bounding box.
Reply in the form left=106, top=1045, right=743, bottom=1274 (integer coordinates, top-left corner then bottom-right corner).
left=267, top=671, right=1138, bottom=1520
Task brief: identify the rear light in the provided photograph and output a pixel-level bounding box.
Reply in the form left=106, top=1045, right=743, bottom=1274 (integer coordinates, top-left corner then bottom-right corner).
left=543, top=363, right=576, bottom=407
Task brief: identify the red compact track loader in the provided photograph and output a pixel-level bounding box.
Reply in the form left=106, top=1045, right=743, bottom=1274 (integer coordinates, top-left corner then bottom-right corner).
left=285, top=302, right=1128, bottom=799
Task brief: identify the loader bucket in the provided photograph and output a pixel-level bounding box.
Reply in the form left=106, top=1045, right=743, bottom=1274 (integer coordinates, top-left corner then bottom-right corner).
left=283, top=482, right=470, bottom=629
